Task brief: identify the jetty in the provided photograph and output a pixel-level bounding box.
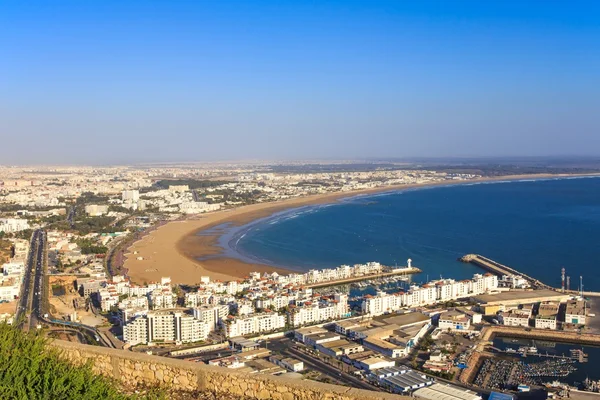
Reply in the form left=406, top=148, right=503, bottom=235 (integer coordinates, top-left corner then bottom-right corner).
left=459, top=254, right=552, bottom=289
left=306, top=267, right=421, bottom=289
left=491, top=346, right=588, bottom=362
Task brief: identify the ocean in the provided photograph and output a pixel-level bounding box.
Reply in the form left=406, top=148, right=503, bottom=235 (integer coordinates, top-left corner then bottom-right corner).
left=218, top=176, right=600, bottom=291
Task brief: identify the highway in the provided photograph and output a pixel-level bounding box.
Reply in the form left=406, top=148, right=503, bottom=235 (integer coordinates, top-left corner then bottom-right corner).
left=15, top=230, right=42, bottom=326
left=16, top=229, right=115, bottom=347
left=29, top=229, right=46, bottom=331
left=66, top=206, right=75, bottom=227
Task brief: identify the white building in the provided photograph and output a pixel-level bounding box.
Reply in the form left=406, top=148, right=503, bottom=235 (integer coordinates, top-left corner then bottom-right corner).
left=288, top=294, right=350, bottom=327
left=223, top=312, right=286, bottom=338
left=193, top=304, right=229, bottom=331
left=84, top=204, right=109, bottom=216
left=503, top=310, right=531, bottom=327
left=148, top=288, right=176, bottom=310
left=122, top=190, right=140, bottom=202
left=2, top=261, right=25, bottom=275
left=438, top=310, right=472, bottom=331
left=362, top=273, right=498, bottom=316
left=0, top=276, right=20, bottom=302
left=565, top=300, right=587, bottom=325
left=0, top=218, right=30, bottom=233
left=185, top=291, right=213, bottom=308
left=98, top=288, right=119, bottom=312
left=123, top=311, right=210, bottom=346
left=534, top=315, right=557, bottom=330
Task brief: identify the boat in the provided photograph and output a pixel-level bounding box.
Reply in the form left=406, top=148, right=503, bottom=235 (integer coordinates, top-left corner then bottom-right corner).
left=506, top=348, right=518, bottom=354
left=518, top=384, right=531, bottom=392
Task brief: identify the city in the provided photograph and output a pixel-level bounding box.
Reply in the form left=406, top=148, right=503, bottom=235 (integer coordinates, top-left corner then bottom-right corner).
left=1, top=164, right=599, bottom=400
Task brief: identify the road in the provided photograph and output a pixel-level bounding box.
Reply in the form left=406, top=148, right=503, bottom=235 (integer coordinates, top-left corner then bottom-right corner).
left=29, top=229, right=46, bottom=331
left=16, top=229, right=115, bottom=347
left=192, top=190, right=201, bottom=202
left=284, top=346, right=380, bottom=391
left=66, top=206, right=75, bottom=227
left=15, top=230, right=42, bottom=326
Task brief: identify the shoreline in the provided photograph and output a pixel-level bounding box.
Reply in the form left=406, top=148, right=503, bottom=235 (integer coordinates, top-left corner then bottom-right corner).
left=122, top=173, right=600, bottom=285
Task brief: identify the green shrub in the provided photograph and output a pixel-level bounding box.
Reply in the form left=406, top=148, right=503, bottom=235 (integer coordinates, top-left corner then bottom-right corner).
left=0, top=323, right=131, bottom=399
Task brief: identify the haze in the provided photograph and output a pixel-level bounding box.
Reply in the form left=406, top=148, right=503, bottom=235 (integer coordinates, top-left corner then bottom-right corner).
left=1, top=1, right=599, bottom=165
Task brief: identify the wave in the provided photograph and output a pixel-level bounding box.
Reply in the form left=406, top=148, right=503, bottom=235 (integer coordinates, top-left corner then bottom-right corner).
left=211, top=174, right=600, bottom=271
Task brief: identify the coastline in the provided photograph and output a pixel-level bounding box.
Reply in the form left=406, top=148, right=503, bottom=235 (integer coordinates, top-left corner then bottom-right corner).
left=122, top=173, right=600, bottom=285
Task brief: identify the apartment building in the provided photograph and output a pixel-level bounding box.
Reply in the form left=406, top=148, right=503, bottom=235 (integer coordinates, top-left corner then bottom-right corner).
left=123, top=310, right=210, bottom=345
left=0, top=276, right=20, bottom=302
left=222, top=312, right=286, bottom=338
left=362, top=274, right=498, bottom=316
left=84, top=205, right=109, bottom=216
left=148, top=288, right=176, bottom=310
left=193, top=304, right=229, bottom=330
left=287, top=294, right=350, bottom=327
left=0, top=218, right=30, bottom=233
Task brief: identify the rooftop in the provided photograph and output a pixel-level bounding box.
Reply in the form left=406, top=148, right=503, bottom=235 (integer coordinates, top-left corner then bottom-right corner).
left=414, top=383, right=481, bottom=400
left=472, top=290, right=569, bottom=305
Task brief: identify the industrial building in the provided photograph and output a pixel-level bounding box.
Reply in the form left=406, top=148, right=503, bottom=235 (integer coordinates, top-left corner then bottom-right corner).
left=472, top=290, right=570, bottom=314
left=414, top=383, right=482, bottom=400
left=369, top=366, right=434, bottom=393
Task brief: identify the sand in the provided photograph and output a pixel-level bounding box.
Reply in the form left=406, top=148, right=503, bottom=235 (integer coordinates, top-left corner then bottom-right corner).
left=123, top=173, right=600, bottom=285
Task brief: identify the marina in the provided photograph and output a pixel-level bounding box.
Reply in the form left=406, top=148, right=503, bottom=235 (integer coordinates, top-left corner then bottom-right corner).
left=474, top=358, right=579, bottom=390
left=480, top=337, right=600, bottom=389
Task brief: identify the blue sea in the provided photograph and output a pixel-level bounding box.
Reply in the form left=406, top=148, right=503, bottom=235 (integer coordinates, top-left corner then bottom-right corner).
left=208, top=176, right=600, bottom=291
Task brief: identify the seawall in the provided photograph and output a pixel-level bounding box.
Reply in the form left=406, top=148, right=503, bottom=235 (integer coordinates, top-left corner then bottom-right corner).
left=51, top=340, right=408, bottom=400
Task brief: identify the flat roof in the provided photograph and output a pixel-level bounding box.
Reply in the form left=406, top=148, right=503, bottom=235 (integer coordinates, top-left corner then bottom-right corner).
left=364, top=337, right=402, bottom=350
left=383, top=371, right=431, bottom=389
left=294, top=326, right=326, bottom=335
left=376, top=312, right=430, bottom=327
left=319, top=339, right=351, bottom=349
left=472, top=290, right=569, bottom=305
left=414, top=383, right=481, bottom=400
left=360, top=356, right=392, bottom=365
left=306, top=332, right=340, bottom=341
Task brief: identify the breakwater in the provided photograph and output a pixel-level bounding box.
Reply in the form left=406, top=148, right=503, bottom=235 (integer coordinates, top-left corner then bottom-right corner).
left=459, top=254, right=552, bottom=289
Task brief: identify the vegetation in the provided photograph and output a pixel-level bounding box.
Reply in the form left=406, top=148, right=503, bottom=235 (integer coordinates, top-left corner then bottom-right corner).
left=153, top=179, right=229, bottom=190
left=0, top=323, right=141, bottom=399
left=74, top=238, right=108, bottom=255
left=76, top=192, right=110, bottom=206
left=0, top=239, right=12, bottom=264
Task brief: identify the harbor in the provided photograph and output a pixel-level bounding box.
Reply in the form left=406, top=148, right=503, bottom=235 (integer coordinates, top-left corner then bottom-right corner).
left=471, top=336, right=600, bottom=391
left=305, top=266, right=420, bottom=289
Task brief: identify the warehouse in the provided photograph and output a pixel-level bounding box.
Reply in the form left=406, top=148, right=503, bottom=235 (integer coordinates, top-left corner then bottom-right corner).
left=414, top=383, right=482, bottom=400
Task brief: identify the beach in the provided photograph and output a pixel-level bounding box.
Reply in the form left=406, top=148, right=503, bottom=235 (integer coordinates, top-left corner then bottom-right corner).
left=122, top=173, right=599, bottom=285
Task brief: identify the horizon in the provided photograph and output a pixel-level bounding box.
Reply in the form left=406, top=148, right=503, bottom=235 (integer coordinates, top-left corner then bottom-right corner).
left=2, top=1, right=599, bottom=164
left=3, top=154, right=600, bottom=168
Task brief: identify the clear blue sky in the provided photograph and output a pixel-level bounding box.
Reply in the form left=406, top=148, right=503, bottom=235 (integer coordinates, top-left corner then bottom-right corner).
left=1, top=1, right=599, bottom=164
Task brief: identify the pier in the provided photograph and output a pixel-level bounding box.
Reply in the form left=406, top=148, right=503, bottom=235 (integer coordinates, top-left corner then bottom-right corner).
left=305, top=267, right=421, bottom=289
left=491, top=346, right=588, bottom=362
left=459, top=254, right=552, bottom=289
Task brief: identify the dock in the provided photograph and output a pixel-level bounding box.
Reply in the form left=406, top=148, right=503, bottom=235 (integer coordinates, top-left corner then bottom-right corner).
left=491, top=346, right=588, bottom=362
left=306, top=267, right=421, bottom=289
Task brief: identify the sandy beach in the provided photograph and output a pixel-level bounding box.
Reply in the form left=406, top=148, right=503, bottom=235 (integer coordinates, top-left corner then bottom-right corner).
left=123, top=173, right=600, bottom=285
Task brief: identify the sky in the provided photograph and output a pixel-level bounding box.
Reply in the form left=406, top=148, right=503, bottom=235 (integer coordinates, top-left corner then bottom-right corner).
left=1, top=1, right=599, bottom=165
